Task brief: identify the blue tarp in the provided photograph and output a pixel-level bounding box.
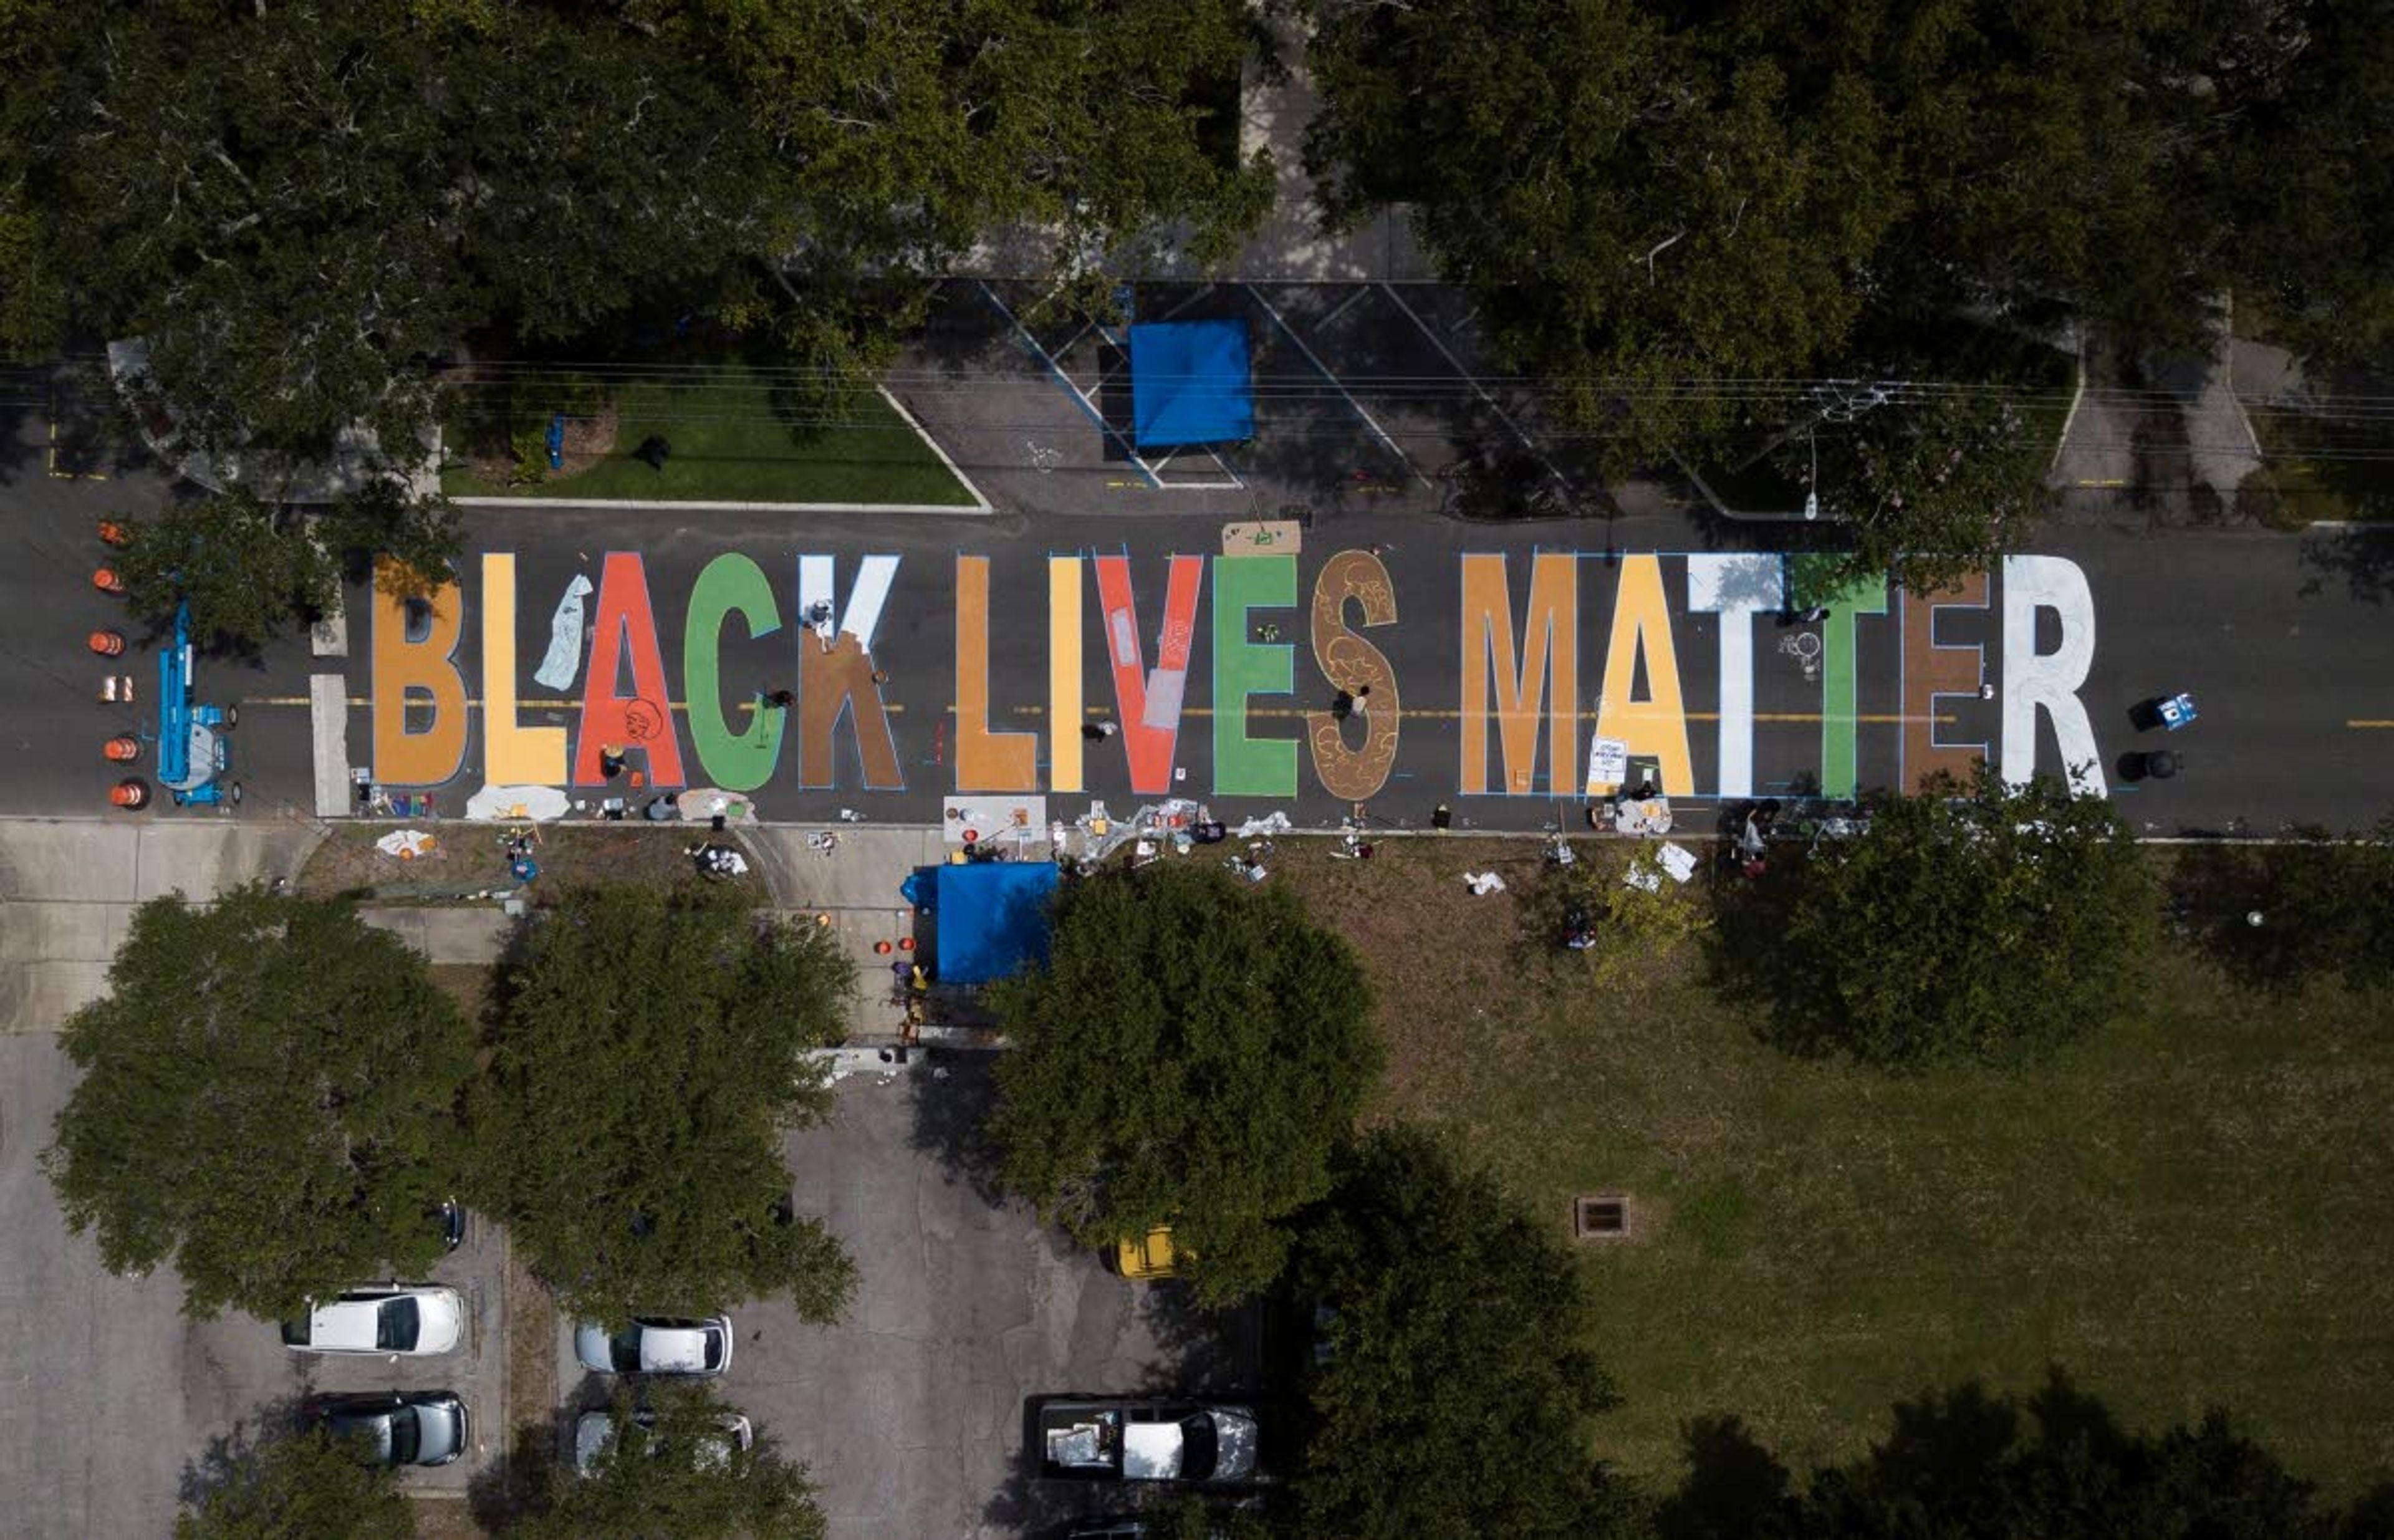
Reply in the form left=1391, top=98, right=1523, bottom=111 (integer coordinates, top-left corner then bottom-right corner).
left=933, top=862, right=1062, bottom=985
left=1128, top=320, right=1254, bottom=449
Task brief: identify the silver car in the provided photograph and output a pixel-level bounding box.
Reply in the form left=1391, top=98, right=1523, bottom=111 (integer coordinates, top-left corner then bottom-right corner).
left=306, top=1391, right=471, bottom=1468
left=574, top=1316, right=733, bottom=1377
left=573, top=1408, right=754, bottom=1475
left=281, top=1286, right=463, bottom=1356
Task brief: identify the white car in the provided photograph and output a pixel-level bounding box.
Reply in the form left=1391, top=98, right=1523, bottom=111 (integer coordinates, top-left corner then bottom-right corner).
left=573, top=1408, right=754, bottom=1475
left=574, top=1316, right=734, bottom=1377
left=281, top=1286, right=464, bottom=1357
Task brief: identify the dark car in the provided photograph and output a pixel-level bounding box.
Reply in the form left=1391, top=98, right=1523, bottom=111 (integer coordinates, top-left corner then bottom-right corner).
left=305, top=1391, right=471, bottom=1468
left=1034, top=1397, right=1259, bottom=1485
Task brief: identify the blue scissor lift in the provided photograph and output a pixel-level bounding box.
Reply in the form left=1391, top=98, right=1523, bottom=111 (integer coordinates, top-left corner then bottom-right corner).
left=156, top=599, right=240, bottom=807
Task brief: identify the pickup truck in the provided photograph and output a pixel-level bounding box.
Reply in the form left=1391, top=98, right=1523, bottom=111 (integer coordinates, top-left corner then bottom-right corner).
left=1034, top=1397, right=1259, bottom=1485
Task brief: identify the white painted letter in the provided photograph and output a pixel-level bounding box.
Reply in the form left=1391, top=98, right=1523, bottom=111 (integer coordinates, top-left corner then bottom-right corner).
left=1687, top=554, right=1784, bottom=798
left=2001, top=556, right=2105, bottom=796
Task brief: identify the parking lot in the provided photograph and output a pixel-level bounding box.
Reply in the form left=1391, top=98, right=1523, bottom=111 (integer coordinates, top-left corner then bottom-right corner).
left=2, top=1017, right=1252, bottom=1539
left=0, top=1032, right=508, bottom=1538
left=900, top=277, right=1585, bottom=529
left=557, top=1054, right=1262, bottom=1539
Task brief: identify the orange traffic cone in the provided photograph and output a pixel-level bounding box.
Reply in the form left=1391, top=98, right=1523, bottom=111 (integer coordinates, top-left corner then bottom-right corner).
left=92, top=567, right=126, bottom=594
left=89, top=629, right=126, bottom=656
left=103, top=736, right=141, bottom=763
left=109, top=778, right=150, bottom=810
left=96, top=519, right=132, bottom=547
left=874, top=940, right=893, bottom=955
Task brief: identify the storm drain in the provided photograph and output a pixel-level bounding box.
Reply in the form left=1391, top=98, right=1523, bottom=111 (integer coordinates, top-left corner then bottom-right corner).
left=1574, top=1194, right=1630, bottom=1241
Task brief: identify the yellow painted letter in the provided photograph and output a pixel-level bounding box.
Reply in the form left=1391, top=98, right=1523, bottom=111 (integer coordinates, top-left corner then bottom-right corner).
left=1459, top=552, right=1576, bottom=795
left=480, top=554, right=566, bottom=786
left=1591, top=555, right=1693, bottom=794
left=955, top=556, right=1039, bottom=792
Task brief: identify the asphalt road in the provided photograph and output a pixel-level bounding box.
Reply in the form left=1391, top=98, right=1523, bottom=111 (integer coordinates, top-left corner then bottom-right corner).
left=241, top=511, right=2394, bottom=837
left=6, top=365, right=2392, bottom=837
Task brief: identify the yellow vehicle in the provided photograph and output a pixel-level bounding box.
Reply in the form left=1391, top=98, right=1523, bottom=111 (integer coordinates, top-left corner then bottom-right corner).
left=1110, top=1226, right=1189, bottom=1281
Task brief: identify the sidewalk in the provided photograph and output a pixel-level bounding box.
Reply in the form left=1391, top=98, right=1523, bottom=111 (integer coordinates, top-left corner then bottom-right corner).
left=0, top=817, right=325, bottom=1033
left=743, top=825, right=940, bottom=1039
left=4, top=817, right=955, bottom=1042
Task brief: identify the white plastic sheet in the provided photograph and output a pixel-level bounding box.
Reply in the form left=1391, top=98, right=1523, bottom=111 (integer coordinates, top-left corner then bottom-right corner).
left=532, top=574, right=594, bottom=690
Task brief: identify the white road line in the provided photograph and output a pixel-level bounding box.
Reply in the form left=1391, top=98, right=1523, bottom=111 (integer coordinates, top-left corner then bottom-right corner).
left=309, top=674, right=352, bottom=818
left=1245, top=284, right=1431, bottom=487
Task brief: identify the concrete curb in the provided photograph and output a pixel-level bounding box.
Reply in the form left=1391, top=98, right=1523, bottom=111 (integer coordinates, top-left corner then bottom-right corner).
left=280, top=814, right=2322, bottom=847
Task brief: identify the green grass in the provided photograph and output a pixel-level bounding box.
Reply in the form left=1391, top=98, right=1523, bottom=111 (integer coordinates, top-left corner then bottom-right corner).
left=1272, top=837, right=2394, bottom=1496
left=441, top=364, right=976, bottom=506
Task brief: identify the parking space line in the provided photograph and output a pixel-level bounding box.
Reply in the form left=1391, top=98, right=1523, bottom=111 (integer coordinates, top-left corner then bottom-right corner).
left=1379, top=281, right=1574, bottom=500
left=1318, top=287, right=1372, bottom=327
left=1244, top=283, right=1432, bottom=487
left=976, top=281, right=1164, bottom=489
left=46, top=378, right=110, bottom=481
left=1154, top=283, right=1218, bottom=322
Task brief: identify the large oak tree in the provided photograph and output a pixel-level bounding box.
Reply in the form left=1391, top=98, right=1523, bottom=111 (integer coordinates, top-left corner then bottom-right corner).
left=1732, top=768, right=2153, bottom=1068
left=45, top=885, right=476, bottom=1321
left=480, top=885, right=856, bottom=1324
left=1289, top=1128, right=1630, bottom=1540
left=989, top=862, right=1381, bottom=1304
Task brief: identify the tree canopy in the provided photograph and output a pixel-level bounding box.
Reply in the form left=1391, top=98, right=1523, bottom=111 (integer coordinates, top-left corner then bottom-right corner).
left=1300, top=0, right=2390, bottom=564
left=989, top=862, right=1381, bottom=1304
left=44, top=885, right=475, bottom=1321
left=113, top=478, right=460, bottom=655
left=113, top=489, right=339, bottom=655
left=519, top=1385, right=824, bottom=1540
left=1728, top=769, right=2153, bottom=1067
left=480, top=885, right=856, bottom=1325
left=0, top=0, right=1270, bottom=488
left=1658, top=1373, right=2346, bottom=1539
left=1287, top=1127, right=1627, bottom=1540
left=174, top=1427, right=414, bottom=1540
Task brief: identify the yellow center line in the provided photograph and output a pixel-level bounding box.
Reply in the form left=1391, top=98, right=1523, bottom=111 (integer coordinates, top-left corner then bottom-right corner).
left=249, top=697, right=906, bottom=714
left=259, top=696, right=1950, bottom=726
left=2348, top=719, right=2394, bottom=729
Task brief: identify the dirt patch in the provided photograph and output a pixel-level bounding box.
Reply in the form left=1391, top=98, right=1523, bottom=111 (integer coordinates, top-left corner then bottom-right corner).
left=503, top=1239, right=557, bottom=1471
left=297, top=823, right=767, bottom=906
left=443, top=360, right=620, bottom=487
left=408, top=1496, right=489, bottom=1539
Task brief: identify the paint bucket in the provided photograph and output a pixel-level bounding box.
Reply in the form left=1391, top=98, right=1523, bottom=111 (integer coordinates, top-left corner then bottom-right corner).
left=109, top=777, right=150, bottom=810
left=102, top=736, right=140, bottom=763
left=89, top=630, right=126, bottom=657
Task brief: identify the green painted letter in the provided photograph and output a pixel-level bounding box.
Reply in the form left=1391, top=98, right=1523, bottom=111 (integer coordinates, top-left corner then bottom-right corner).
left=1797, top=556, right=1890, bottom=799
left=1212, top=555, right=1299, bottom=797
left=683, top=553, right=784, bottom=791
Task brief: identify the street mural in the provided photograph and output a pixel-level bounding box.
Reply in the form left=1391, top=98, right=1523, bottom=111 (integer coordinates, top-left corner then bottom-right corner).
left=368, top=548, right=2105, bottom=804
